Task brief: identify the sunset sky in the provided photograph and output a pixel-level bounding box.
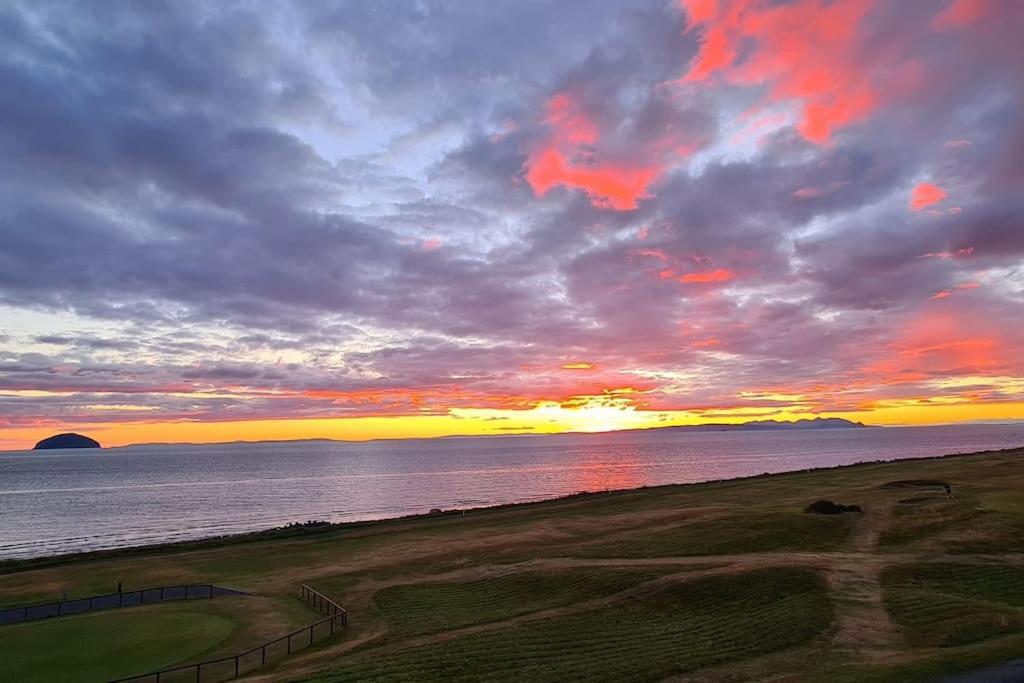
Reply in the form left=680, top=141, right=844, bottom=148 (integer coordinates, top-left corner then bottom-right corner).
left=1, top=0, right=1023, bottom=450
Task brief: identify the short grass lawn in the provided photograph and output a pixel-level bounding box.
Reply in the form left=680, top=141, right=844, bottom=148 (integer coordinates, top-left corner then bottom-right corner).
left=0, top=605, right=238, bottom=682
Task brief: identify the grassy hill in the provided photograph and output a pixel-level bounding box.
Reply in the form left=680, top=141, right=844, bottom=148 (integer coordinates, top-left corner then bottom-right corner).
left=1, top=447, right=1023, bottom=681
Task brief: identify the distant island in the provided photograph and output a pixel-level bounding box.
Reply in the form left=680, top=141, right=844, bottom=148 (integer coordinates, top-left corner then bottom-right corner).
left=655, top=417, right=868, bottom=433
left=33, top=433, right=101, bottom=450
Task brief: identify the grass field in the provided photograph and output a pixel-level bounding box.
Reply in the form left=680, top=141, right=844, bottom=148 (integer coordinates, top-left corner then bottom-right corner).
left=0, top=604, right=237, bottom=682
left=0, top=446, right=1022, bottom=682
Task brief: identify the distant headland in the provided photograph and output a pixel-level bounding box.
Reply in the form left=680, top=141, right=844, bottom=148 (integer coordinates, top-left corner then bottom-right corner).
left=33, top=433, right=102, bottom=450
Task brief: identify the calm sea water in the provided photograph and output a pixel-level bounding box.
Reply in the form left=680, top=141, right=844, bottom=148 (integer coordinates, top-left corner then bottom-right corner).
left=0, top=424, right=1022, bottom=560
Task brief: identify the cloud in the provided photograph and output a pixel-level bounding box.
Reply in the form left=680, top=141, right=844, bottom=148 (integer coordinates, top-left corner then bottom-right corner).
left=678, top=0, right=879, bottom=143
left=0, top=0, right=1022, bottom=438
left=910, top=182, right=948, bottom=210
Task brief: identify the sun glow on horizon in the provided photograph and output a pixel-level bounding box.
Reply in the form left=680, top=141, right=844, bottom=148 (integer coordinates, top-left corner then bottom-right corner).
left=4, top=390, right=1024, bottom=452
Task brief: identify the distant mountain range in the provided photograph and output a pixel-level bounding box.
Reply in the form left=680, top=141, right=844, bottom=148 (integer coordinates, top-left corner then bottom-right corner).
left=38, top=417, right=870, bottom=452
left=651, top=417, right=869, bottom=432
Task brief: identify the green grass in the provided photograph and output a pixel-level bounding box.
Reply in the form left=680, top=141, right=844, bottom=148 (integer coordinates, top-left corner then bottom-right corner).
left=570, top=509, right=855, bottom=557
left=0, top=605, right=237, bottom=682
left=316, top=568, right=832, bottom=682
left=373, top=568, right=678, bottom=637
left=883, top=563, right=1024, bottom=646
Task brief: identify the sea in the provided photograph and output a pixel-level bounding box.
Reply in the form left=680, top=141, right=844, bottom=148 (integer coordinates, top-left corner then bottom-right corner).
left=0, top=423, right=1021, bottom=560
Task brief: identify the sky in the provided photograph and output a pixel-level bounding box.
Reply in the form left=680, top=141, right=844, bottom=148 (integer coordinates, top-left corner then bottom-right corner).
left=1, top=0, right=1023, bottom=450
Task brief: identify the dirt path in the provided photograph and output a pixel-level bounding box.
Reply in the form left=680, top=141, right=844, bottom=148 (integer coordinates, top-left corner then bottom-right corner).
left=825, top=558, right=903, bottom=656
left=826, top=496, right=905, bottom=657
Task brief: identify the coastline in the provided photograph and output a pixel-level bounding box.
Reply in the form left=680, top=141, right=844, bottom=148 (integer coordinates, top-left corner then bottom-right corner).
left=3, top=443, right=1020, bottom=575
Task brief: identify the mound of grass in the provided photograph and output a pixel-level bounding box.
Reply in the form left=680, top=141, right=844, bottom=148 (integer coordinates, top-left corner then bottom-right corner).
left=570, top=509, right=854, bottom=558
left=318, top=568, right=832, bottom=682
left=373, top=568, right=676, bottom=637
left=883, top=563, right=1024, bottom=647
left=0, top=606, right=237, bottom=682
left=879, top=496, right=976, bottom=548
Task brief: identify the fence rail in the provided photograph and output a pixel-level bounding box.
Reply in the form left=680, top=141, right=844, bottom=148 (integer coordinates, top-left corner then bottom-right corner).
left=0, top=584, right=246, bottom=626
left=111, top=584, right=346, bottom=683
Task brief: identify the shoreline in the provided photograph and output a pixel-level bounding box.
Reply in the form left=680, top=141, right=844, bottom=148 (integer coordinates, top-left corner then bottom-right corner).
left=2, top=444, right=1021, bottom=575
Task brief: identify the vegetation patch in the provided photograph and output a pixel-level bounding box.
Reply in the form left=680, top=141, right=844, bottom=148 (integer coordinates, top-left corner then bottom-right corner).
left=883, top=563, right=1024, bottom=647
left=318, top=568, right=832, bottom=682
left=804, top=500, right=862, bottom=514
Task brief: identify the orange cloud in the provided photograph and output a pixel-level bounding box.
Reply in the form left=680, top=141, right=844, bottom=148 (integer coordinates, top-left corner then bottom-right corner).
left=931, top=280, right=981, bottom=300
left=679, top=0, right=878, bottom=144
left=525, top=92, right=662, bottom=210
left=658, top=267, right=735, bottom=284
left=692, top=337, right=721, bottom=348
left=910, top=182, right=948, bottom=210
left=679, top=268, right=735, bottom=283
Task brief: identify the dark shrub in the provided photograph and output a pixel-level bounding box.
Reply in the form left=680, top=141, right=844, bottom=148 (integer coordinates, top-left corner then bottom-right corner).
left=804, top=500, right=862, bottom=514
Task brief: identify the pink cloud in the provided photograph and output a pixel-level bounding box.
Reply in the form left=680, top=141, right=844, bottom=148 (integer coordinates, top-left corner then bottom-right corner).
left=944, top=138, right=972, bottom=149
left=526, top=148, right=659, bottom=211
left=910, top=182, right=947, bottom=210
left=919, top=246, right=974, bottom=260
left=932, top=0, right=990, bottom=30
left=524, top=91, right=664, bottom=210
left=678, top=0, right=878, bottom=144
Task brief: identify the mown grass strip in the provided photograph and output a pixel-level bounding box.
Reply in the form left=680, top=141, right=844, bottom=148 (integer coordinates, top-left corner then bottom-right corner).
left=317, top=567, right=832, bottom=682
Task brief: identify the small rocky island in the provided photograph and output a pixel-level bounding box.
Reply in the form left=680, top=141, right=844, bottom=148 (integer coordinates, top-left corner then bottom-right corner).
left=33, top=433, right=101, bottom=450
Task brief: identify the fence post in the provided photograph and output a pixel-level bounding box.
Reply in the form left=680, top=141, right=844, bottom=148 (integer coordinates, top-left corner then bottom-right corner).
left=234, top=655, right=239, bottom=678
left=287, top=634, right=291, bottom=655
left=310, top=624, right=314, bottom=646
left=160, top=587, right=165, bottom=601
left=330, top=616, right=334, bottom=636
left=196, top=662, right=201, bottom=683
left=261, top=644, right=266, bottom=666
left=23, top=606, right=28, bottom=621
left=88, top=596, right=93, bottom=611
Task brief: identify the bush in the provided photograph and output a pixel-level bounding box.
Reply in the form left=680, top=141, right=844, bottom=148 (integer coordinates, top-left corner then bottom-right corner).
left=804, top=500, right=862, bottom=514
